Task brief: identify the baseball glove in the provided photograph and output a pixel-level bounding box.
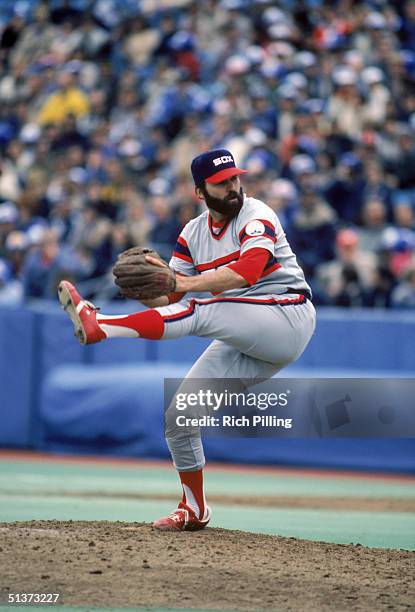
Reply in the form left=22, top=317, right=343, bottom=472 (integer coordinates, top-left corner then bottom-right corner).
left=112, top=246, right=176, bottom=300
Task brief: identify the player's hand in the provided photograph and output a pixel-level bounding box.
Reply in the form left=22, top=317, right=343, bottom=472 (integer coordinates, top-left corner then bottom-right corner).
left=145, top=255, right=168, bottom=268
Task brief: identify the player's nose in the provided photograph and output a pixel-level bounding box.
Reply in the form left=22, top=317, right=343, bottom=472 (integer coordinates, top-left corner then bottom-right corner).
left=224, top=177, right=238, bottom=191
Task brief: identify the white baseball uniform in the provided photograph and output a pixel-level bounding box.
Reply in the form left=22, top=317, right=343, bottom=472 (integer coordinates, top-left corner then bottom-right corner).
left=156, top=194, right=316, bottom=471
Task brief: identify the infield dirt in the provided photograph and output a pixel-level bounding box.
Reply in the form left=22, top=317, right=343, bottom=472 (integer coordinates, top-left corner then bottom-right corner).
left=0, top=520, right=414, bottom=611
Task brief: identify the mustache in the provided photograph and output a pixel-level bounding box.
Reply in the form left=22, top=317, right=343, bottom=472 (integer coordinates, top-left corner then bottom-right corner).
left=201, top=185, right=244, bottom=218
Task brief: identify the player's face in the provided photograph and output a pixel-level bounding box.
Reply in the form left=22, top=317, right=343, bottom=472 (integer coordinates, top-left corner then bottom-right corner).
left=200, top=175, right=244, bottom=218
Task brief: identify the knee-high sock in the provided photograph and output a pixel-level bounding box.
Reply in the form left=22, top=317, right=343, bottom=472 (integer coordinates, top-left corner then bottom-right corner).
left=96, top=310, right=164, bottom=340
left=178, top=468, right=207, bottom=520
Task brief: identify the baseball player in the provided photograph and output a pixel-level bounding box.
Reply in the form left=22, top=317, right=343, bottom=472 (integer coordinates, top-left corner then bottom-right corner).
left=59, top=149, right=316, bottom=531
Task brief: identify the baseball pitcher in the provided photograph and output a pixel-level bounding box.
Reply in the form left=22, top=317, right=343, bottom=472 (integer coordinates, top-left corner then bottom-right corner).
left=59, top=149, right=316, bottom=531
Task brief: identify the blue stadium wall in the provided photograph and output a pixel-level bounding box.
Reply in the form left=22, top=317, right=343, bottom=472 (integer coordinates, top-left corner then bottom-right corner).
left=1, top=301, right=414, bottom=473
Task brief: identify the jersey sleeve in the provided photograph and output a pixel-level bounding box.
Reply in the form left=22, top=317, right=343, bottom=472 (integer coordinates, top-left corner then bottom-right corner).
left=227, top=247, right=270, bottom=286
left=169, top=231, right=197, bottom=277
left=236, top=204, right=277, bottom=256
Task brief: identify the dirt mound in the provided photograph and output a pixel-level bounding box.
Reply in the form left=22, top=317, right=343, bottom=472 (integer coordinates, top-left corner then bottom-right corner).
left=0, top=520, right=413, bottom=611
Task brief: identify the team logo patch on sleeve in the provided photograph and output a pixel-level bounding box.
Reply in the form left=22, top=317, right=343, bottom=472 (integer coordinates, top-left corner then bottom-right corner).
left=239, top=219, right=276, bottom=244
left=245, top=220, right=266, bottom=236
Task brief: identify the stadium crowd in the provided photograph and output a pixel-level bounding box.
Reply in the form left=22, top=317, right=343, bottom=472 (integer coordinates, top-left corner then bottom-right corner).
left=0, top=0, right=414, bottom=308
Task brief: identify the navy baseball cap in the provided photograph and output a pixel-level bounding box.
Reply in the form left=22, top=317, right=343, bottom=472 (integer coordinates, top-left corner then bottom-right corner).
left=191, top=149, right=248, bottom=186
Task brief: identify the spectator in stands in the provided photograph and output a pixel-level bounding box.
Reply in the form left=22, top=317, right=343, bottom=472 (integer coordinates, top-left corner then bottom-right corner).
left=9, top=4, right=57, bottom=68
left=399, top=0, right=415, bottom=49
left=380, top=226, right=415, bottom=280
left=361, top=159, right=392, bottom=212
left=148, top=194, right=181, bottom=262
left=123, top=15, right=159, bottom=68
left=0, top=153, right=21, bottom=202
left=286, top=188, right=336, bottom=280
left=70, top=190, right=112, bottom=278
left=267, top=178, right=298, bottom=229
left=357, top=197, right=389, bottom=253
left=287, top=154, right=317, bottom=194
left=37, top=69, right=89, bottom=126
left=4, top=229, right=27, bottom=281
left=388, top=126, right=415, bottom=207
left=109, top=222, right=134, bottom=262
left=49, top=192, right=78, bottom=243
left=393, top=202, right=415, bottom=231
left=391, top=266, right=415, bottom=309
left=325, top=153, right=365, bottom=225
left=0, top=0, right=413, bottom=308
left=327, top=68, right=364, bottom=139
left=0, top=256, right=22, bottom=304
left=0, top=201, right=19, bottom=255
left=361, top=67, right=391, bottom=128
left=109, top=86, right=142, bottom=145
left=22, top=228, right=89, bottom=299
left=0, top=14, right=24, bottom=68
left=316, top=228, right=377, bottom=307
left=51, top=113, right=89, bottom=152
left=120, top=187, right=152, bottom=247
left=364, top=259, right=396, bottom=308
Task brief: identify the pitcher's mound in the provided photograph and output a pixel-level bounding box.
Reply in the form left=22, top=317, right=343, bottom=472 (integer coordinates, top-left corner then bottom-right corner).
left=0, top=520, right=413, bottom=611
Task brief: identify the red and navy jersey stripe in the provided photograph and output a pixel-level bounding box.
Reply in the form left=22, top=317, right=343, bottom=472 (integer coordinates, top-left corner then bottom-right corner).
left=239, top=220, right=276, bottom=245
left=195, top=250, right=240, bottom=272
left=172, top=236, right=193, bottom=263
left=162, top=294, right=307, bottom=323
left=260, top=255, right=281, bottom=278
left=195, top=250, right=280, bottom=274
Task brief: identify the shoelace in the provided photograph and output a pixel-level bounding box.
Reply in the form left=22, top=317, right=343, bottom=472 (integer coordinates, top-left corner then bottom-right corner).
left=84, top=300, right=100, bottom=312
left=168, top=509, right=189, bottom=524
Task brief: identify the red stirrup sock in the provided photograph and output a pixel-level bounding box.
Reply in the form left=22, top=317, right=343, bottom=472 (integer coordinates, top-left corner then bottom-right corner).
left=178, top=469, right=207, bottom=520
left=96, top=309, right=165, bottom=340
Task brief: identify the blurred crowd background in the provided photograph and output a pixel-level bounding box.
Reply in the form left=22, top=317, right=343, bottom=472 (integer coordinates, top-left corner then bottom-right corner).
left=0, top=0, right=414, bottom=308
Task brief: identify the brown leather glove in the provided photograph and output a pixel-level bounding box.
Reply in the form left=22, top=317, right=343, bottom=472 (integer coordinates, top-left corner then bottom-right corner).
left=112, top=247, right=176, bottom=300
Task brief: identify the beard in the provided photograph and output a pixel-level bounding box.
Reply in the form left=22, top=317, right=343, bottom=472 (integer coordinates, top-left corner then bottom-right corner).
left=201, top=185, right=244, bottom=218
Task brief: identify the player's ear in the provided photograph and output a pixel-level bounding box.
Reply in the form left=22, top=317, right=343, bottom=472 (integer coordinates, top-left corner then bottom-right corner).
left=195, top=185, right=205, bottom=201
